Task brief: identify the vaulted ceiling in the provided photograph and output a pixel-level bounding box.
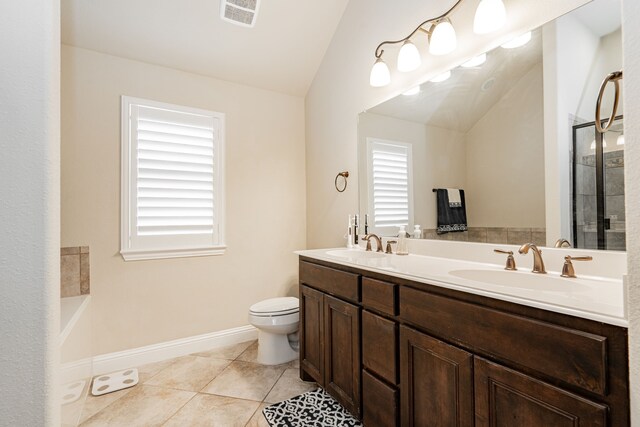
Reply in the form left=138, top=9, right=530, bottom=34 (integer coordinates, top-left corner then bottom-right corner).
left=61, top=0, right=349, bottom=96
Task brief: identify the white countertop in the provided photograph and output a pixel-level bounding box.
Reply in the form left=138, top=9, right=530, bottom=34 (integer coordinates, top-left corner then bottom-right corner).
left=296, top=248, right=627, bottom=327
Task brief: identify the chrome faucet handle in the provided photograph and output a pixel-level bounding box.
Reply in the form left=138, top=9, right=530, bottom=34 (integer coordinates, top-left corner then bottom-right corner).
left=561, top=255, right=593, bottom=278
left=386, top=240, right=397, bottom=254
left=494, top=249, right=516, bottom=271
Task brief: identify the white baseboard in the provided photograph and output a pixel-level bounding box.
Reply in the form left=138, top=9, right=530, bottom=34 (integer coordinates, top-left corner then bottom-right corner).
left=92, top=325, right=258, bottom=375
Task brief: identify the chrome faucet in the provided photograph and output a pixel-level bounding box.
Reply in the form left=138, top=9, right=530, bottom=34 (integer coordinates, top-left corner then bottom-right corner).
left=554, top=238, right=572, bottom=248
left=363, top=234, right=383, bottom=252
left=518, top=243, right=546, bottom=274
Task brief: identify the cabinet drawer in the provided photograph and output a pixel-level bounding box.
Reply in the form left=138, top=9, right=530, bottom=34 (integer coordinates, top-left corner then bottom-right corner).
left=362, top=277, right=397, bottom=316
left=399, top=286, right=608, bottom=396
left=363, top=370, right=398, bottom=427
left=362, top=310, right=397, bottom=384
left=300, top=261, right=360, bottom=303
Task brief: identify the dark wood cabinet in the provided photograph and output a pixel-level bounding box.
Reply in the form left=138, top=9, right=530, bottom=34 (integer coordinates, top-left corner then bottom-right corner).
left=400, top=326, right=474, bottom=427
left=324, top=294, right=361, bottom=417
left=363, top=370, right=398, bottom=427
left=475, top=357, right=608, bottom=427
left=300, top=284, right=324, bottom=384
left=362, top=310, right=397, bottom=384
left=299, top=256, right=629, bottom=427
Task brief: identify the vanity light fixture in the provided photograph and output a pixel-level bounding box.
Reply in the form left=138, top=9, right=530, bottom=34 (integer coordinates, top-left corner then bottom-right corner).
left=370, top=0, right=508, bottom=87
left=461, top=53, right=487, bottom=67
left=430, top=70, right=452, bottom=83
left=397, top=40, right=422, bottom=72
left=501, top=31, right=532, bottom=49
left=429, top=19, right=458, bottom=56
left=403, top=86, right=421, bottom=96
left=370, top=57, right=391, bottom=87
left=473, top=0, right=507, bottom=34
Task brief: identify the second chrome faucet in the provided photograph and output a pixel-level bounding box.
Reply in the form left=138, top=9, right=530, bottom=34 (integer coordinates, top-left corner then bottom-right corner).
left=519, top=243, right=546, bottom=274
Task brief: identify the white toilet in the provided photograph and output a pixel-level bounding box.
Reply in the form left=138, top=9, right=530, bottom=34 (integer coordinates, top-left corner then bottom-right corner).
left=248, top=297, right=300, bottom=365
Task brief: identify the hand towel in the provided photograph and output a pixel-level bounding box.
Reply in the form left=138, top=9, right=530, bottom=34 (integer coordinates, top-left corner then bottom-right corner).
left=436, top=189, right=467, bottom=234
left=447, top=188, right=461, bottom=207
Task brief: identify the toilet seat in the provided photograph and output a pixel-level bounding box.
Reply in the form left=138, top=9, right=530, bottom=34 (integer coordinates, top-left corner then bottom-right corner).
left=250, top=297, right=299, bottom=317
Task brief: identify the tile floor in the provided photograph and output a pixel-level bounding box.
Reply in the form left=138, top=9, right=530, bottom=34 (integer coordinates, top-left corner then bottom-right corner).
left=79, top=340, right=316, bottom=426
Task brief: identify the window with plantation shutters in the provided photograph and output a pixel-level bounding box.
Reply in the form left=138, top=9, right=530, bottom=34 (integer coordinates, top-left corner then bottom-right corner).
left=121, top=96, right=225, bottom=260
left=366, top=138, right=413, bottom=233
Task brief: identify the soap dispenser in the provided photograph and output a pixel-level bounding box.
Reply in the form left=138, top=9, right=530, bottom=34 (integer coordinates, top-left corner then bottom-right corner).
left=413, top=224, right=422, bottom=239
left=397, top=225, right=409, bottom=255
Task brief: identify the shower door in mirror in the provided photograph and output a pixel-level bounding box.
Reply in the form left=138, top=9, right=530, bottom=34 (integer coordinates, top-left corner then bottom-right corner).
left=572, top=116, right=625, bottom=250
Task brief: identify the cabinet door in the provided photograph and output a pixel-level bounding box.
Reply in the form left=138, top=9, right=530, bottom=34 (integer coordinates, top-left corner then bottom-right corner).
left=300, top=284, right=324, bottom=384
left=324, top=294, right=361, bottom=417
left=400, top=326, right=473, bottom=427
left=475, top=357, right=608, bottom=427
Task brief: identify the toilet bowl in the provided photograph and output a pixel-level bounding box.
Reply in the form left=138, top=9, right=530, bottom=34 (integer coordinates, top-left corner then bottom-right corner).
left=248, top=297, right=300, bottom=365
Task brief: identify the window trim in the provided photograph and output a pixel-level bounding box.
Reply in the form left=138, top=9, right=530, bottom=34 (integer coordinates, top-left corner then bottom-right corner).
left=120, top=96, right=226, bottom=261
left=366, top=137, right=414, bottom=236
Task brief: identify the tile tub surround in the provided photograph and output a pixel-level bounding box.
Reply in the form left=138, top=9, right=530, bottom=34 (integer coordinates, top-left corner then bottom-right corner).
left=422, top=227, right=546, bottom=246
left=79, top=340, right=314, bottom=426
left=61, top=246, right=90, bottom=297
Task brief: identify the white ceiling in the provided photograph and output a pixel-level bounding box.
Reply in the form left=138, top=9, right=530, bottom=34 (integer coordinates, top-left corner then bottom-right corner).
left=61, top=0, right=349, bottom=96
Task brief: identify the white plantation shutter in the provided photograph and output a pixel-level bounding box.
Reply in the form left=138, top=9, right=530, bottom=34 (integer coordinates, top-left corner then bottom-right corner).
left=121, top=97, right=225, bottom=260
left=367, top=139, right=413, bottom=231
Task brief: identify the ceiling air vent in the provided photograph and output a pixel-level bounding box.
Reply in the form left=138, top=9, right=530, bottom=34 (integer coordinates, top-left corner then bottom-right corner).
left=220, top=0, right=261, bottom=28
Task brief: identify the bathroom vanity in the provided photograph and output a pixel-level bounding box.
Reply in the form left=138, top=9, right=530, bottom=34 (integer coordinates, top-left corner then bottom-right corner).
left=297, top=249, right=629, bottom=426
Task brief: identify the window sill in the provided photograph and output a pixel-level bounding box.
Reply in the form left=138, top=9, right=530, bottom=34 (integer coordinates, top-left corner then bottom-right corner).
left=120, top=246, right=227, bottom=261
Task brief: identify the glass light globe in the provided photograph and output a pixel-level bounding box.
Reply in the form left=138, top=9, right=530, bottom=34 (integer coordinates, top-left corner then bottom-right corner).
left=501, top=31, right=532, bottom=49
left=397, top=40, right=421, bottom=72
left=429, top=20, right=457, bottom=56
left=430, top=70, right=451, bottom=83
left=370, top=57, right=391, bottom=87
left=403, top=86, right=420, bottom=96
left=474, top=0, right=507, bottom=35
left=461, top=53, right=487, bottom=68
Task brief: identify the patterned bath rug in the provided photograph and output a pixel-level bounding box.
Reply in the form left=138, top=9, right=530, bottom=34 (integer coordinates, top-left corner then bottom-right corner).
left=263, top=388, right=363, bottom=427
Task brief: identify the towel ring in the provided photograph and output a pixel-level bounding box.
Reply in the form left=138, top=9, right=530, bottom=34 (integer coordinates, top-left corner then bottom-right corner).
left=335, top=171, right=349, bottom=193
left=595, top=70, right=623, bottom=133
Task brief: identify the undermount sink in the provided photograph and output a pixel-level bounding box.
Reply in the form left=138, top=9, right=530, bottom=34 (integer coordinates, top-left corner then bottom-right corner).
left=325, top=249, right=387, bottom=260
left=449, top=269, right=583, bottom=292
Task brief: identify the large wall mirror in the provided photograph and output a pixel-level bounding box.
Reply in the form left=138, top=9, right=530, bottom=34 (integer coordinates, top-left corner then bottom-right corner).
left=358, top=0, right=624, bottom=251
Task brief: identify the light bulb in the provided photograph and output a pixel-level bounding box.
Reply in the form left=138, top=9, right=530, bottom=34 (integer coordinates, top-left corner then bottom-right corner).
left=617, top=134, right=625, bottom=145
left=501, top=31, right=532, bottom=49
left=370, top=57, right=391, bottom=87
left=461, top=53, right=487, bottom=68
left=474, top=0, right=507, bottom=35
left=429, top=20, right=457, bottom=56
left=430, top=70, right=451, bottom=83
left=397, top=40, right=421, bottom=72
left=403, top=86, right=420, bottom=96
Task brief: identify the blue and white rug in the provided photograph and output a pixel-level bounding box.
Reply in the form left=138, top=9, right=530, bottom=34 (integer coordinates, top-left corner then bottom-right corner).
left=263, top=388, right=363, bottom=427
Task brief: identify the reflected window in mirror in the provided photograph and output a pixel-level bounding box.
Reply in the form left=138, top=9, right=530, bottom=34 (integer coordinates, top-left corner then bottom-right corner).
left=366, top=138, right=413, bottom=236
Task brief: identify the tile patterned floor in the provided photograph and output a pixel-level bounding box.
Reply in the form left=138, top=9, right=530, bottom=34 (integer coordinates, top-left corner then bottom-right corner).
left=79, top=340, right=316, bottom=426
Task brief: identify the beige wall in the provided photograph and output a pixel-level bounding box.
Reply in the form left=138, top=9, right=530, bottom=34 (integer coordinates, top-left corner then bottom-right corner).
left=61, top=45, right=306, bottom=355
left=465, top=62, right=545, bottom=228
left=305, top=0, right=590, bottom=249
